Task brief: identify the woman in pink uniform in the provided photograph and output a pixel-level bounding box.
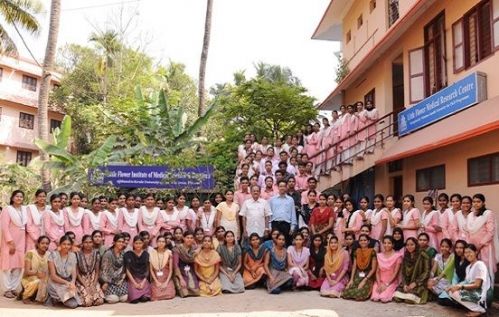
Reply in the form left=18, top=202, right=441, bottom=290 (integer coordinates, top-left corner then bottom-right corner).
left=26, top=189, right=47, bottom=251
left=1, top=190, right=27, bottom=298
left=398, top=194, right=421, bottom=239
left=455, top=195, right=471, bottom=241
left=355, top=101, right=368, bottom=158
left=160, top=197, right=181, bottom=235
left=369, top=194, right=388, bottom=242
left=63, top=192, right=85, bottom=246
left=385, top=195, right=402, bottom=235
left=342, top=198, right=363, bottom=240
left=436, top=193, right=457, bottom=244
left=83, top=198, right=104, bottom=236
left=305, top=124, right=320, bottom=166
left=138, top=193, right=163, bottom=247
left=420, top=197, right=440, bottom=250
left=102, top=197, right=123, bottom=247
left=121, top=194, right=139, bottom=241
left=42, top=194, right=66, bottom=251
left=466, top=194, right=498, bottom=282
left=371, top=235, right=402, bottom=302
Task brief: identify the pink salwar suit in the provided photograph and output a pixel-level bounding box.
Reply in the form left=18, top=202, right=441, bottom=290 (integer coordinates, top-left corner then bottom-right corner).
left=346, top=210, right=364, bottom=239
left=369, top=208, right=389, bottom=241
left=466, top=210, right=499, bottom=282
left=101, top=210, right=124, bottom=247
left=420, top=210, right=440, bottom=250
left=82, top=210, right=104, bottom=236
left=437, top=208, right=457, bottom=244
left=371, top=251, right=402, bottom=302
left=159, top=209, right=182, bottom=235
left=42, top=209, right=65, bottom=251
left=401, top=208, right=421, bottom=239
left=365, top=108, right=379, bottom=152
left=305, top=132, right=320, bottom=166
left=25, top=204, right=45, bottom=251
left=0, top=206, right=27, bottom=293
left=138, top=207, right=163, bottom=247
left=356, top=110, right=368, bottom=157
left=454, top=210, right=469, bottom=241
left=120, top=207, right=140, bottom=240
left=63, top=207, right=85, bottom=245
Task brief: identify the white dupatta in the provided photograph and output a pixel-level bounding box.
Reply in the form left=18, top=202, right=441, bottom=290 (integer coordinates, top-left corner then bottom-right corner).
left=369, top=208, right=386, bottom=226
left=65, top=207, right=85, bottom=226
left=421, top=209, right=438, bottom=226
left=85, top=210, right=102, bottom=230
left=347, top=210, right=361, bottom=228
left=199, top=206, right=217, bottom=231
left=121, top=207, right=139, bottom=227
left=27, top=204, right=44, bottom=226
left=6, top=205, right=28, bottom=228
left=47, top=209, right=65, bottom=227
left=140, top=206, right=159, bottom=227
left=104, top=209, right=120, bottom=229
left=160, top=209, right=179, bottom=222
left=401, top=208, right=418, bottom=226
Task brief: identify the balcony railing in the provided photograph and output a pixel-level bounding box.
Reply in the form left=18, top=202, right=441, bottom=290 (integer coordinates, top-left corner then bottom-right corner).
left=310, top=111, right=396, bottom=173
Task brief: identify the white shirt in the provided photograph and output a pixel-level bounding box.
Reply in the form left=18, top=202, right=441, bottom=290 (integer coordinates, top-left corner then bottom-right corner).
left=239, top=198, right=272, bottom=237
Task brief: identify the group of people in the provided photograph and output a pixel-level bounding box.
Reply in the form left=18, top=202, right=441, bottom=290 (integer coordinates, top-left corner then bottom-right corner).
left=1, top=185, right=497, bottom=316
left=236, top=100, right=379, bottom=180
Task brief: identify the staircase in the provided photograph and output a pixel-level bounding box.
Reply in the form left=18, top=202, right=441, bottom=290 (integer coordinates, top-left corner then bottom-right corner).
left=311, top=112, right=398, bottom=192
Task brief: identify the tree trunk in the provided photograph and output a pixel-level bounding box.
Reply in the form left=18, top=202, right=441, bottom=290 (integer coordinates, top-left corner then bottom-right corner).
left=198, top=0, right=213, bottom=117
left=37, top=0, right=61, bottom=191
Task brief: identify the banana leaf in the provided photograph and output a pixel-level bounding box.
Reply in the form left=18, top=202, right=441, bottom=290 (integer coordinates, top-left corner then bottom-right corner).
left=174, top=99, right=219, bottom=145
left=34, top=139, right=75, bottom=163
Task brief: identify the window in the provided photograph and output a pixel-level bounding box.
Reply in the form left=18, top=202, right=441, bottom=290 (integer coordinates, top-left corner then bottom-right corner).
left=388, top=0, right=399, bottom=27
left=22, top=75, right=37, bottom=91
left=16, top=151, right=32, bottom=167
left=409, top=47, right=425, bottom=103
left=461, top=0, right=493, bottom=68
left=370, top=0, right=377, bottom=13
left=358, top=14, right=363, bottom=29
left=424, top=12, right=447, bottom=96
left=364, top=88, right=375, bottom=106
left=494, top=0, right=499, bottom=49
left=50, top=119, right=62, bottom=132
left=346, top=30, right=351, bottom=43
left=468, top=152, right=499, bottom=186
left=388, top=159, right=403, bottom=173
left=416, top=165, right=445, bottom=191
left=19, top=112, right=34, bottom=129
left=453, top=20, right=465, bottom=72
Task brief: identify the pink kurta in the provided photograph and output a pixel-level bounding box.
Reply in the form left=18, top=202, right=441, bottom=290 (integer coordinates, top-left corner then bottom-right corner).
left=346, top=210, right=364, bottom=239
left=437, top=208, right=457, bottom=244
left=235, top=190, right=252, bottom=209
left=0, top=207, right=27, bottom=270
left=420, top=210, right=439, bottom=249
left=356, top=110, right=368, bottom=142
left=63, top=207, right=85, bottom=245
left=467, top=210, right=498, bottom=279
left=366, top=108, right=379, bottom=140
left=120, top=207, right=139, bottom=240
left=371, top=251, right=402, bottom=302
left=42, top=210, right=65, bottom=251
left=401, top=208, right=421, bottom=239
left=82, top=211, right=103, bottom=236
left=305, top=133, right=320, bottom=165
left=25, top=205, right=45, bottom=251
left=138, top=207, right=163, bottom=247
left=260, top=187, right=278, bottom=201
left=295, top=174, right=309, bottom=191
left=339, top=114, right=351, bottom=150
left=101, top=210, right=124, bottom=247
left=159, top=209, right=181, bottom=235
left=386, top=208, right=402, bottom=235
left=369, top=208, right=388, bottom=241
left=347, top=115, right=359, bottom=148
left=454, top=210, right=469, bottom=241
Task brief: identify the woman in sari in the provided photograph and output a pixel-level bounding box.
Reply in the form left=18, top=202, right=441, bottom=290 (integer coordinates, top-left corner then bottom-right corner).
left=307, top=234, right=326, bottom=289
left=428, top=238, right=454, bottom=298
left=448, top=244, right=493, bottom=317
left=173, top=231, right=200, bottom=297
left=264, top=233, right=292, bottom=294
left=217, top=231, right=244, bottom=293
left=393, top=237, right=430, bottom=304
left=320, top=235, right=350, bottom=298
left=124, top=236, right=151, bottom=303
left=100, top=234, right=128, bottom=304
left=287, top=233, right=310, bottom=288
left=309, top=194, right=334, bottom=240
left=76, top=235, right=104, bottom=307
left=215, top=191, right=240, bottom=241
left=371, top=235, right=402, bottom=303
left=194, top=236, right=222, bottom=297
left=342, top=234, right=377, bottom=300
left=243, top=233, right=267, bottom=288
left=47, top=235, right=80, bottom=308
left=21, top=236, right=50, bottom=304
left=149, top=236, right=175, bottom=301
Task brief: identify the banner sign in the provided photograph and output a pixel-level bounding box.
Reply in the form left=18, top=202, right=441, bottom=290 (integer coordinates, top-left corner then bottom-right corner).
left=398, top=72, right=487, bottom=136
left=89, top=165, right=215, bottom=189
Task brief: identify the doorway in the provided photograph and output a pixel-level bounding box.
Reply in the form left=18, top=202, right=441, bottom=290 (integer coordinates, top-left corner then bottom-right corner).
left=391, top=175, right=403, bottom=208
left=392, top=54, right=404, bottom=135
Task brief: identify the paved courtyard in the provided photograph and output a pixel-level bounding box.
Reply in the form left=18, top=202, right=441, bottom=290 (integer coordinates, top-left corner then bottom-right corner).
left=0, top=289, right=489, bottom=317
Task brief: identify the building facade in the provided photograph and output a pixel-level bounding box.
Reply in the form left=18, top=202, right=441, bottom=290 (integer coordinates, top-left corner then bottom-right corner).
left=0, top=55, right=64, bottom=165
left=313, top=0, right=499, bottom=212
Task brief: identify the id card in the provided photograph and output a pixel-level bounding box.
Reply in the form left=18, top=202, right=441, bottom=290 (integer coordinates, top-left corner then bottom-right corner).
left=184, top=265, right=191, bottom=272
left=359, top=271, right=366, bottom=278
left=156, top=271, right=164, bottom=277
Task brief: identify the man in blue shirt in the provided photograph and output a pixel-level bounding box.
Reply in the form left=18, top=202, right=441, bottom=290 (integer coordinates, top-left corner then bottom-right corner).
left=269, top=180, right=297, bottom=245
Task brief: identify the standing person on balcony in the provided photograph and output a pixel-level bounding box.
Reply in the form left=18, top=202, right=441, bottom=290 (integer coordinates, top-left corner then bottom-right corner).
left=355, top=101, right=368, bottom=159
left=304, top=123, right=320, bottom=167
left=325, top=111, right=340, bottom=171
left=365, top=100, right=379, bottom=154
left=339, top=105, right=358, bottom=165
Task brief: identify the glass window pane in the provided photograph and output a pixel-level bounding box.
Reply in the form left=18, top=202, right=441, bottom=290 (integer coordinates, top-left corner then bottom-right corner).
left=494, top=21, right=499, bottom=48
left=417, top=170, right=429, bottom=191
left=454, top=46, right=464, bottom=69
left=431, top=166, right=445, bottom=189
left=492, top=155, right=499, bottom=182
left=469, top=158, right=490, bottom=184
left=410, top=76, right=425, bottom=102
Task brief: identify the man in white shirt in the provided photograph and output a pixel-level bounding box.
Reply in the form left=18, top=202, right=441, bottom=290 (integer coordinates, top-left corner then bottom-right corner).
left=240, top=185, right=272, bottom=242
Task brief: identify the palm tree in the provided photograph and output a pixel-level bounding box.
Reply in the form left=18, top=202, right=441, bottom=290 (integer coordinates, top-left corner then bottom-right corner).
left=198, top=0, right=213, bottom=117
left=0, top=0, right=42, bottom=54
left=37, top=0, right=61, bottom=191
left=89, top=30, right=121, bottom=105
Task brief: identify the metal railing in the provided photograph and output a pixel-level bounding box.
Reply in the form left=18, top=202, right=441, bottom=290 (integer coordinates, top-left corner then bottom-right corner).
left=310, top=112, right=396, bottom=174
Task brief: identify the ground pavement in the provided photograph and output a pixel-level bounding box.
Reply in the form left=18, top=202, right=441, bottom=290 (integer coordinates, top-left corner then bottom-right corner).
left=2, top=289, right=496, bottom=317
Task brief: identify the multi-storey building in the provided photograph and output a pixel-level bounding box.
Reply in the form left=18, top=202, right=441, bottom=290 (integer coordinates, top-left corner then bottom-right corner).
left=0, top=55, right=63, bottom=165
left=313, top=0, right=499, bottom=212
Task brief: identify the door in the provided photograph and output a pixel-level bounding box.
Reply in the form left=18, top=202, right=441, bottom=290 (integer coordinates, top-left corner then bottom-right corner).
left=392, top=54, right=404, bottom=135
left=391, top=175, right=403, bottom=209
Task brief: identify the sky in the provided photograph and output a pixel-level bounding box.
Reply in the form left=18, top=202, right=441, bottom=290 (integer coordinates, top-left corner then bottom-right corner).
left=12, top=0, right=340, bottom=103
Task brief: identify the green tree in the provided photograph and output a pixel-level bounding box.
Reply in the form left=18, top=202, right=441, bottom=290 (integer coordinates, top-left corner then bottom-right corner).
left=0, top=0, right=42, bottom=54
